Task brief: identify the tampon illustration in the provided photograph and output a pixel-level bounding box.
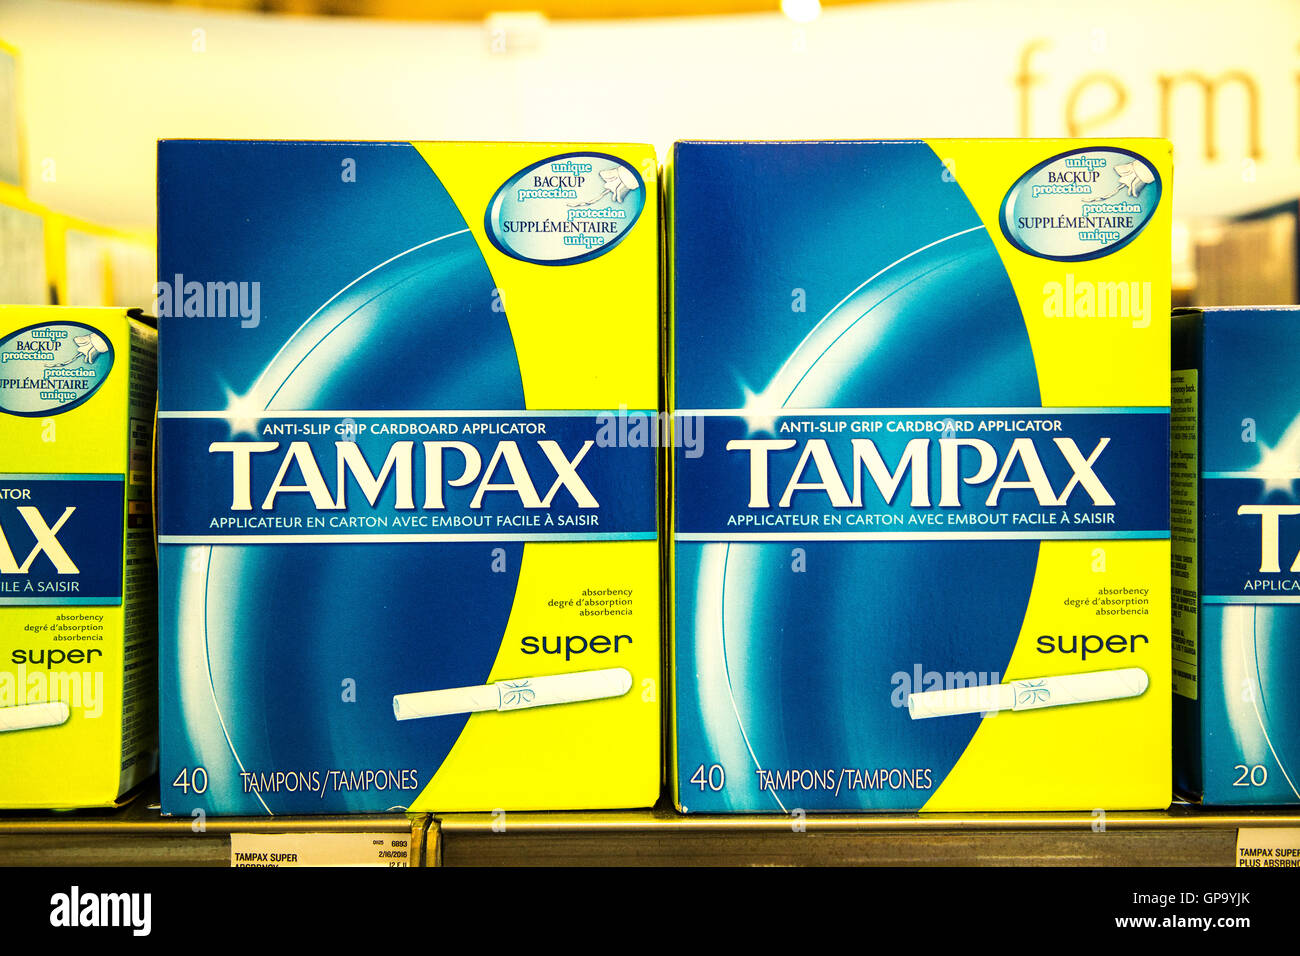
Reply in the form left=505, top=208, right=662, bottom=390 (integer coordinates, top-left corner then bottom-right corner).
left=568, top=166, right=640, bottom=207
left=48, top=332, right=110, bottom=368
left=0, top=702, right=71, bottom=733
left=1084, top=160, right=1156, bottom=202
left=393, top=667, right=632, bottom=720
left=907, top=667, right=1148, bottom=720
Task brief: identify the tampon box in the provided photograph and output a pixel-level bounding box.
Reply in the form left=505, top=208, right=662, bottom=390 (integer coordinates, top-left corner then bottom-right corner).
left=0, top=305, right=157, bottom=809
left=669, top=140, right=1173, bottom=812
left=156, top=141, right=660, bottom=814
left=1173, top=307, right=1300, bottom=805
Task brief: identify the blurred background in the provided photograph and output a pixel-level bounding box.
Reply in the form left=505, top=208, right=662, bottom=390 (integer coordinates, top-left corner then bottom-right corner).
left=0, top=0, right=1297, bottom=309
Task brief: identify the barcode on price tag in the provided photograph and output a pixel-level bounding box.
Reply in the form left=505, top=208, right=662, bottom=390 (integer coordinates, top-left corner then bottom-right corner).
left=230, top=832, right=412, bottom=867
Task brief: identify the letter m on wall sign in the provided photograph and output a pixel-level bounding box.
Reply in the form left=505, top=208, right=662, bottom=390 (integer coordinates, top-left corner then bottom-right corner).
left=0, top=506, right=79, bottom=574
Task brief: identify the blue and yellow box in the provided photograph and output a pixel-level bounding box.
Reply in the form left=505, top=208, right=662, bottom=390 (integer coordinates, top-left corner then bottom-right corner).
left=0, top=305, right=157, bottom=808
left=156, top=141, right=660, bottom=815
left=1173, top=306, right=1300, bottom=805
left=669, top=140, right=1173, bottom=812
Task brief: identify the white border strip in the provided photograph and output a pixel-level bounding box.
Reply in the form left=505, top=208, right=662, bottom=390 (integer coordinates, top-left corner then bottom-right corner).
left=160, top=532, right=657, bottom=544
left=1203, top=595, right=1300, bottom=604
left=676, top=407, right=1171, bottom=416
left=158, top=409, right=654, bottom=419
left=677, top=531, right=1168, bottom=541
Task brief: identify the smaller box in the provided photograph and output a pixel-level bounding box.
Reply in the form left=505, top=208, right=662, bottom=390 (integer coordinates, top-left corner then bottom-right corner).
left=0, top=306, right=157, bottom=808
left=1173, top=306, right=1300, bottom=805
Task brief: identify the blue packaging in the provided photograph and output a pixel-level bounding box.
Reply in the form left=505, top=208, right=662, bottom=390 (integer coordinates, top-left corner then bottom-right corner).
left=670, top=139, right=1174, bottom=813
left=1174, top=306, right=1300, bottom=805
left=156, top=141, right=662, bottom=815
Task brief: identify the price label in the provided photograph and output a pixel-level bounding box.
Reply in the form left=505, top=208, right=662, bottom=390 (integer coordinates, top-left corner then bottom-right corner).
left=1235, top=828, right=1300, bottom=868
left=230, top=832, right=412, bottom=867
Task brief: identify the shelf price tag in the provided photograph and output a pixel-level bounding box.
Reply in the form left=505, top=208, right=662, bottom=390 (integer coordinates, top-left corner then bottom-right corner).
left=1235, top=828, right=1300, bottom=868
left=230, top=832, right=411, bottom=867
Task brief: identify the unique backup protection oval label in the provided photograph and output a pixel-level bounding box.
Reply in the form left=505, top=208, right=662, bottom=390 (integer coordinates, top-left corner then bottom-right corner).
left=485, top=152, right=646, bottom=265
left=999, top=147, right=1162, bottom=261
left=0, top=322, right=115, bottom=416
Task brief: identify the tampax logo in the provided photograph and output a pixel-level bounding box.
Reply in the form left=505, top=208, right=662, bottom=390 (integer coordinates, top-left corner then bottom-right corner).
left=0, top=502, right=79, bottom=575
left=49, top=886, right=151, bottom=937
left=209, top=439, right=598, bottom=512
left=1238, top=504, right=1300, bottom=572
left=725, top=436, right=1113, bottom=509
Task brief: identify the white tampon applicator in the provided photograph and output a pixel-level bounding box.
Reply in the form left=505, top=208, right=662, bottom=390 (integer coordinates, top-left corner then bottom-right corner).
left=0, top=702, right=71, bottom=733
left=907, top=667, right=1148, bottom=720
left=393, top=667, right=632, bottom=721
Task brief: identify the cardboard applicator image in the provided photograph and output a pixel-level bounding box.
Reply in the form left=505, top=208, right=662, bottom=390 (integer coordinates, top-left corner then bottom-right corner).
left=393, top=667, right=632, bottom=720
left=907, top=667, right=1149, bottom=719
left=0, top=702, right=70, bottom=732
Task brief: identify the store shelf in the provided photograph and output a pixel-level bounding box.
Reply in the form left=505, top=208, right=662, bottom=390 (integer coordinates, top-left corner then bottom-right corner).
left=433, top=803, right=1300, bottom=867
left=0, top=789, right=430, bottom=866
left=4, top=789, right=1296, bottom=866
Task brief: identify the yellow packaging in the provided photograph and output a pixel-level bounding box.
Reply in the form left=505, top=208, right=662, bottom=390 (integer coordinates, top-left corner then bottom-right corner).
left=156, top=142, right=660, bottom=814
left=669, top=140, right=1173, bottom=811
left=0, top=305, right=157, bottom=808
